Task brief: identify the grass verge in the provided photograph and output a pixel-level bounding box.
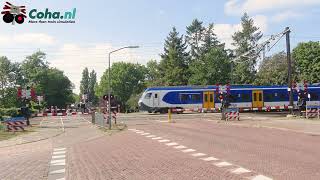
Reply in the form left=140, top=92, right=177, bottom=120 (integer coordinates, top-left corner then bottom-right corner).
left=98, top=123, right=127, bottom=136
left=0, top=123, right=36, bottom=141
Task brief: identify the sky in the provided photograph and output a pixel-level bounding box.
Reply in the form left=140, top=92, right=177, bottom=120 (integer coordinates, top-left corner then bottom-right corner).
left=1, top=0, right=320, bottom=94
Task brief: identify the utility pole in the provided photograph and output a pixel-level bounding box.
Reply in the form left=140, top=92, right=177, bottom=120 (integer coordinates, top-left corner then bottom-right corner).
left=285, top=27, right=294, bottom=114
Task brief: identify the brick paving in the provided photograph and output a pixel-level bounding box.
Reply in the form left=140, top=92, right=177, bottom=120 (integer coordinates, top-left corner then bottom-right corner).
left=67, top=130, right=243, bottom=180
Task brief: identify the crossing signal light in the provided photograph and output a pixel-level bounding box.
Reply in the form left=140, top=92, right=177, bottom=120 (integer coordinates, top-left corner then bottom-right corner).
left=15, top=14, right=24, bottom=24
left=103, top=95, right=108, bottom=100
left=3, top=13, right=14, bottom=23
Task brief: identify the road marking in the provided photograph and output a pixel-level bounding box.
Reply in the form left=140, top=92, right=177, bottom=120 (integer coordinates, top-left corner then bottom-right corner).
left=250, top=175, right=273, bottom=180
left=49, top=168, right=65, bottom=174
left=128, top=129, right=136, bottom=131
left=174, top=145, right=187, bottom=149
left=56, top=178, right=65, bottom=180
left=141, top=133, right=150, bottom=135
left=51, top=159, right=65, bottom=164
left=182, top=149, right=196, bottom=153
left=54, top=148, right=66, bottom=151
left=191, top=153, right=206, bottom=157
left=53, top=151, right=66, bottom=155
left=151, top=137, right=162, bottom=140
left=60, top=117, right=65, bottom=132
left=158, top=139, right=170, bottom=143
left=231, top=167, right=251, bottom=174
left=214, top=161, right=232, bottom=167
left=52, top=155, right=66, bottom=159
left=200, top=156, right=219, bottom=161
left=166, top=142, right=178, bottom=146
left=136, top=131, right=144, bottom=134
left=146, top=135, right=156, bottom=138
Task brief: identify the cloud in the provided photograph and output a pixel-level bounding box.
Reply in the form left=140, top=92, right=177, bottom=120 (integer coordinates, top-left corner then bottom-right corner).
left=0, top=33, right=56, bottom=45
left=225, top=0, right=320, bottom=15
left=50, top=43, right=152, bottom=94
left=271, top=11, right=303, bottom=23
left=214, top=15, right=268, bottom=49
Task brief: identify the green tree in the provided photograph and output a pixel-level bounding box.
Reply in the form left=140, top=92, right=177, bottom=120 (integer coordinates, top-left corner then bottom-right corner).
left=80, top=67, right=89, bottom=99
left=159, top=27, right=190, bottom=86
left=20, top=51, right=74, bottom=108
left=189, top=48, right=231, bottom=85
left=96, top=62, right=146, bottom=109
left=292, top=41, right=320, bottom=83
left=88, top=70, right=98, bottom=104
left=255, top=52, right=294, bottom=85
left=232, top=13, right=263, bottom=84
left=0, top=57, right=21, bottom=108
left=186, top=19, right=205, bottom=60
left=43, top=68, right=74, bottom=107
left=201, top=23, right=223, bottom=54
left=145, top=60, right=161, bottom=87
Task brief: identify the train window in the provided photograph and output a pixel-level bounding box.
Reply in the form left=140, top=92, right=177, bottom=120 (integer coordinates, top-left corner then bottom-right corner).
left=279, top=93, right=287, bottom=101
left=145, top=93, right=152, bottom=99
left=253, top=93, right=257, bottom=101
left=265, top=94, right=272, bottom=101
left=209, top=94, right=213, bottom=102
left=154, top=94, right=158, bottom=98
left=204, top=94, right=208, bottom=102
left=191, top=94, right=201, bottom=101
left=243, top=94, right=250, bottom=101
left=180, top=94, right=188, bottom=101
left=259, top=93, right=262, bottom=101
left=311, top=93, right=319, bottom=100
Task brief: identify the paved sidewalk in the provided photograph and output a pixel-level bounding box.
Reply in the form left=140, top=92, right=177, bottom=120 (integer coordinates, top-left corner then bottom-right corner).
left=229, top=114, right=320, bottom=135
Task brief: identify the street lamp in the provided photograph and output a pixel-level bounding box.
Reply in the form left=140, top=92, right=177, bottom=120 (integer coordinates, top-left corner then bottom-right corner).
left=108, top=46, right=139, bottom=129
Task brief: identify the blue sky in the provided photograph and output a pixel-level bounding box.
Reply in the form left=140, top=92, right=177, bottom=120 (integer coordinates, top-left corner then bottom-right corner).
left=1, top=0, right=320, bottom=93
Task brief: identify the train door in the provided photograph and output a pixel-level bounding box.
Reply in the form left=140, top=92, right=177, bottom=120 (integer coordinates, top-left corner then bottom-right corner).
left=252, top=90, right=263, bottom=108
left=153, top=93, right=160, bottom=107
left=203, top=91, right=214, bottom=109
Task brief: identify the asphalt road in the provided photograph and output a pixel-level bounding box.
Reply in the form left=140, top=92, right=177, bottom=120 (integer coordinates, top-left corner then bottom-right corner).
left=0, top=112, right=320, bottom=180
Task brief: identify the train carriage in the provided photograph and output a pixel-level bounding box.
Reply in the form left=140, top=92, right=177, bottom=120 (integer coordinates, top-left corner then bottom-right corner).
left=138, top=85, right=320, bottom=113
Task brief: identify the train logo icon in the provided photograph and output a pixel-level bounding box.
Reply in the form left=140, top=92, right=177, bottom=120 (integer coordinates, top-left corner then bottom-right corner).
left=1, top=2, right=26, bottom=24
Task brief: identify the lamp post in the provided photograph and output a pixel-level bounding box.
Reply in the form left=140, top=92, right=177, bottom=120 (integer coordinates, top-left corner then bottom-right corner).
left=108, top=46, right=139, bottom=129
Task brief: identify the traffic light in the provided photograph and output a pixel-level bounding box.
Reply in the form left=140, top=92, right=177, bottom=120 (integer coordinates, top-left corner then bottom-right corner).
left=15, top=14, right=24, bottom=24
left=103, top=94, right=114, bottom=100
left=3, top=13, right=14, bottom=23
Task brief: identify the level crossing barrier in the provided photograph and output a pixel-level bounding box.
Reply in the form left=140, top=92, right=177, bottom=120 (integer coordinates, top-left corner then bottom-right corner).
left=224, top=108, right=240, bottom=121
left=305, top=102, right=320, bottom=119
left=4, top=117, right=26, bottom=132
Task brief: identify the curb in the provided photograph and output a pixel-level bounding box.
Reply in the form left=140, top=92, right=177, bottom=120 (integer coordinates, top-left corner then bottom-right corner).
left=0, top=130, right=65, bottom=148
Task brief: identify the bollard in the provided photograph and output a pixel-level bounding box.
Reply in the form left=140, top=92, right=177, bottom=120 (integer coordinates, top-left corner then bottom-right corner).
left=168, top=109, right=172, bottom=123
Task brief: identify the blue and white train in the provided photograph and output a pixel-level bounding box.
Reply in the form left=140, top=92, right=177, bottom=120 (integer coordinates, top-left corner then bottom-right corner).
left=138, top=85, right=320, bottom=113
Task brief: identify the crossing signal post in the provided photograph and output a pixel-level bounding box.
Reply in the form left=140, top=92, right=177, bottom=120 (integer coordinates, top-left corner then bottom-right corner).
left=217, top=84, right=231, bottom=120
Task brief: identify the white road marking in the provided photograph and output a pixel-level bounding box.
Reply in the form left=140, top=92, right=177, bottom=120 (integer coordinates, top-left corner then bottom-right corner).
left=128, top=129, right=136, bottom=131
left=166, top=142, right=178, bottom=146
left=136, top=131, right=144, bottom=134
left=191, top=153, right=206, bottom=157
left=231, top=167, right=251, bottom=174
left=151, top=137, right=162, bottom=140
left=174, top=145, right=187, bottom=149
left=51, top=159, right=65, bottom=164
left=250, top=175, right=273, bottom=180
left=214, top=161, right=232, bottom=167
left=158, top=139, right=170, bottom=143
left=182, top=149, right=196, bottom=153
left=52, top=155, right=66, bottom=159
left=200, top=156, right=219, bottom=161
left=56, top=178, right=65, bottom=180
left=53, top=151, right=66, bottom=155
left=54, top=148, right=66, bottom=151
left=141, top=133, right=150, bottom=135
left=146, top=135, right=156, bottom=138
left=60, top=117, right=65, bottom=132
left=49, top=168, right=65, bottom=174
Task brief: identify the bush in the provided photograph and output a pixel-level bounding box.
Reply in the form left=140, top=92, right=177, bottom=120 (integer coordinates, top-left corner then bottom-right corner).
left=0, top=108, right=20, bottom=120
